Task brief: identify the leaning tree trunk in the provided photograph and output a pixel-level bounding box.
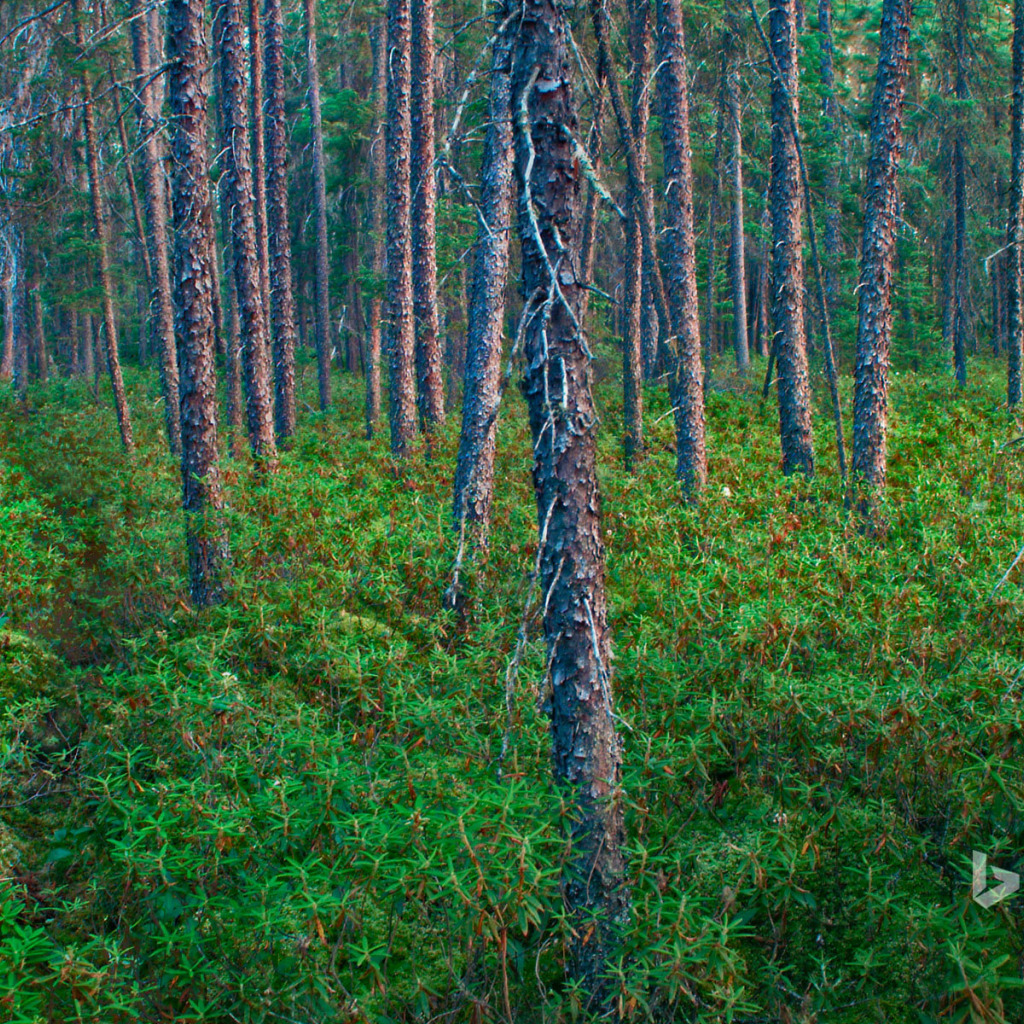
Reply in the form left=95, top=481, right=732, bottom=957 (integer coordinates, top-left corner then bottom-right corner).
left=264, top=0, right=297, bottom=438
left=656, top=0, right=707, bottom=496
left=511, top=0, right=628, bottom=1005
left=724, top=27, right=749, bottom=372
left=410, top=0, right=446, bottom=434
left=1009, top=0, right=1024, bottom=407
left=769, top=0, right=814, bottom=475
left=214, top=0, right=278, bottom=468
left=304, top=0, right=332, bottom=410
left=75, top=0, right=134, bottom=452
left=131, top=0, right=182, bottom=455
left=386, top=0, right=418, bottom=456
left=167, top=0, right=229, bottom=606
left=851, top=0, right=912, bottom=502
left=451, top=11, right=515, bottom=549
left=364, top=19, right=386, bottom=438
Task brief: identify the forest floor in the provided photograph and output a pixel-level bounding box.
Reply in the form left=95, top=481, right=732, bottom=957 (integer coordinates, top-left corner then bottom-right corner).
left=1, top=351, right=1023, bottom=1023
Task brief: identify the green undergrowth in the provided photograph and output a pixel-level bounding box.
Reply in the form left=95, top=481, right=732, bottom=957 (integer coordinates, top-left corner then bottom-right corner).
left=0, top=354, right=1022, bottom=1023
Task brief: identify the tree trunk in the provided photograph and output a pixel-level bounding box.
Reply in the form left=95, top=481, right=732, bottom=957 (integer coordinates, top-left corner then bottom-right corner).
left=29, top=256, right=45, bottom=382
left=724, top=31, right=750, bottom=371
left=386, top=0, right=418, bottom=456
left=590, top=0, right=672, bottom=351
left=818, top=0, right=842, bottom=311
left=214, top=0, right=278, bottom=468
left=131, top=0, right=182, bottom=455
left=411, top=0, right=446, bottom=433
left=769, top=0, right=814, bottom=475
left=656, top=0, right=707, bottom=496
left=579, top=88, right=606, bottom=331
left=705, top=57, right=725, bottom=384
left=1009, top=0, right=1024, bottom=407
left=167, top=0, right=229, bottom=606
left=451, top=11, right=514, bottom=546
left=511, top=0, right=628, bottom=1003
left=364, top=19, right=386, bottom=439
left=1, top=245, right=15, bottom=379
left=76, top=0, right=134, bottom=452
left=264, top=0, right=298, bottom=438
left=248, top=0, right=272, bottom=332
left=851, top=0, right=912, bottom=501
left=951, top=0, right=969, bottom=387
left=304, top=0, right=332, bottom=410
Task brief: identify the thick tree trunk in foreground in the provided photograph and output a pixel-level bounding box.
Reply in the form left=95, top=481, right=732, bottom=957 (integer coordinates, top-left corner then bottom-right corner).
left=214, top=0, right=278, bottom=468
left=364, top=20, right=386, bottom=439
left=304, top=0, right=332, bottom=410
left=386, top=0, right=418, bottom=456
left=851, top=0, right=912, bottom=500
left=513, top=3, right=629, bottom=1005
left=167, top=0, right=229, bottom=606
left=656, top=0, right=707, bottom=496
left=1009, top=0, right=1024, bottom=407
left=769, top=0, right=814, bottom=475
left=724, top=33, right=750, bottom=371
left=76, top=1, right=134, bottom=452
left=451, top=12, right=514, bottom=545
left=131, top=0, right=182, bottom=455
left=264, top=0, right=297, bottom=439
left=411, top=0, right=446, bottom=434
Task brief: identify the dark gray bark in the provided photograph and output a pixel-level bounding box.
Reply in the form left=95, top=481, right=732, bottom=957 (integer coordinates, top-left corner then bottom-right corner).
left=656, top=0, right=707, bottom=496
left=451, top=11, right=514, bottom=545
left=852, top=0, right=912, bottom=500
left=768, top=0, right=814, bottom=476
left=304, top=0, right=332, bottom=410
left=167, top=0, right=229, bottom=605
left=214, top=0, right=278, bottom=468
left=512, top=1, right=628, bottom=1004
left=410, top=0, right=446, bottom=433
left=264, top=0, right=297, bottom=439
left=386, top=0, right=417, bottom=456
left=131, top=0, right=182, bottom=455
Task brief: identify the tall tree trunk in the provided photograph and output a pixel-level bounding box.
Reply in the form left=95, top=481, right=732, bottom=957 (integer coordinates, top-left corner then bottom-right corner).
left=705, top=58, right=725, bottom=384
left=304, top=0, right=332, bottom=410
left=724, top=30, right=750, bottom=371
left=167, top=0, right=229, bottom=606
left=951, top=0, right=969, bottom=387
left=131, top=0, right=182, bottom=455
left=1009, top=0, right=1024, bottom=407
left=214, top=0, right=278, bottom=468
left=76, top=0, right=134, bottom=452
left=1, top=246, right=14, bottom=379
left=769, top=0, right=814, bottom=475
left=411, top=0, right=446, bottom=433
left=264, top=0, right=297, bottom=438
left=451, top=11, right=514, bottom=547
left=386, top=0, right=417, bottom=456
left=590, top=0, right=672, bottom=350
left=851, top=0, right=912, bottom=501
left=29, top=256, right=45, bottom=382
left=818, top=0, right=842, bottom=311
left=511, top=0, right=628, bottom=1003
left=579, top=88, right=606, bottom=330
left=656, top=0, right=708, bottom=496
left=248, top=0, right=272, bottom=332
left=364, top=19, right=386, bottom=439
